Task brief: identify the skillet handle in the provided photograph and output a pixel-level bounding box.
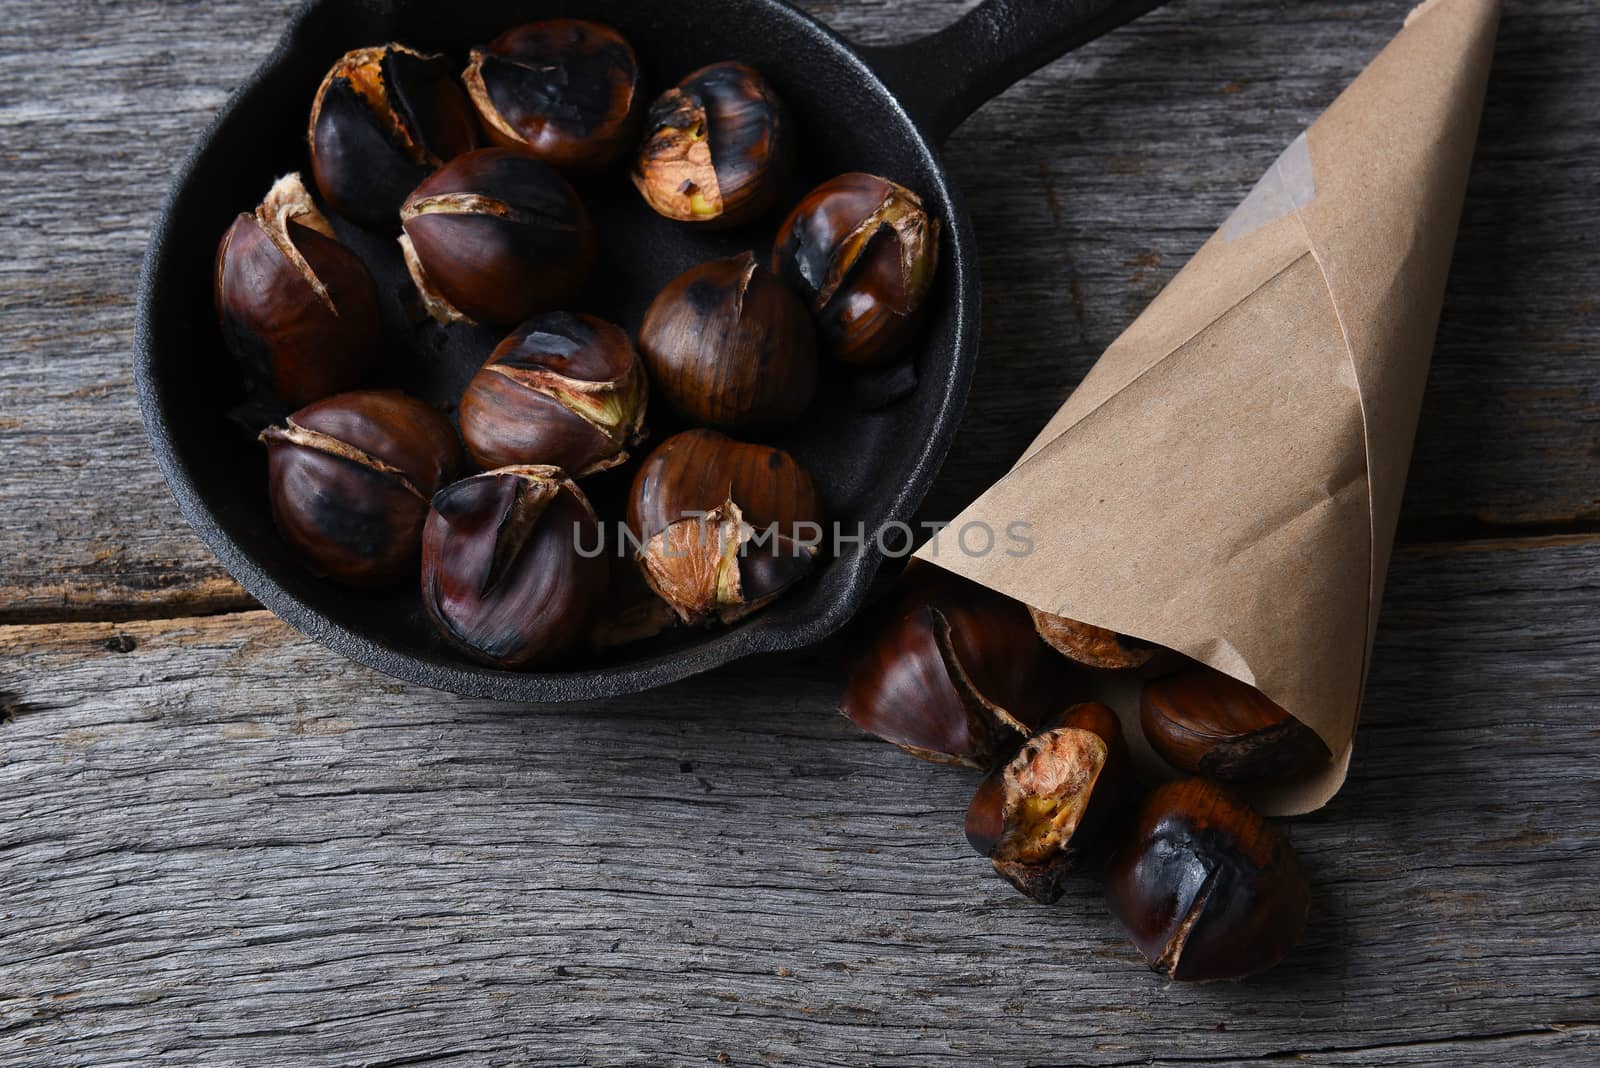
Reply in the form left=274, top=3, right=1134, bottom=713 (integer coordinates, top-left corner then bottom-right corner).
left=857, top=0, right=1172, bottom=144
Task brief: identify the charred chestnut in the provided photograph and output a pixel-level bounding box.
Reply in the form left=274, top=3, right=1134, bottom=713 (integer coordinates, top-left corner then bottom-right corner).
left=260, top=390, right=465, bottom=585
left=1030, top=609, right=1157, bottom=671
left=421, top=466, right=608, bottom=668
left=463, top=20, right=644, bottom=170
left=628, top=429, right=821, bottom=625
left=1141, top=664, right=1331, bottom=784
left=308, top=43, right=479, bottom=231
left=637, top=251, right=817, bottom=427
left=1105, top=779, right=1310, bottom=981
left=633, top=61, right=791, bottom=226
left=772, top=173, right=940, bottom=365
left=459, top=312, right=647, bottom=476
left=840, top=565, right=1075, bottom=769
left=965, top=702, right=1135, bottom=904
left=400, top=148, right=596, bottom=327
left=215, top=173, right=381, bottom=408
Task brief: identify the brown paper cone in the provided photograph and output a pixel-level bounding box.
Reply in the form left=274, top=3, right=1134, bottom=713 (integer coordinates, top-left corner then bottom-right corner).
left=914, top=0, right=1502, bottom=814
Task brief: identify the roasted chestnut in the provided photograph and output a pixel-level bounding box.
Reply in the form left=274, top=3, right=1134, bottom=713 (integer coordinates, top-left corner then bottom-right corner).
left=840, top=565, right=1076, bottom=769
left=1030, top=609, right=1157, bottom=671
left=400, top=148, right=596, bottom=327
left=308, top=43, right=480, bottom=231
left=633, top=61, right=791, bottom=226
left=1141, top=664, right=1331, bottom=784
left=1105, top=779, right=1311, bottom=981
left=421, top=466, right=608, bottom=668
left=463, top=20, right=644, bottom=170
left=459, top=313, right=647, bottom=476
left=260, top=390, right=465, bottom=585
left=628, top=429, right=821, bottom=625
left=637, top=251, right=817, bottom=427
left=965, top=702, right=1135, bottom=904
left=772, top=173, right=940, bottom=365
left=215, top=173, right=382, bottom=408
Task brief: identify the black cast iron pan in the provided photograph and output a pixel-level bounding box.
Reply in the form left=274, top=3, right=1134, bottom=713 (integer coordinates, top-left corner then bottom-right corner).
left=135, top=0, right=1170, bottom=702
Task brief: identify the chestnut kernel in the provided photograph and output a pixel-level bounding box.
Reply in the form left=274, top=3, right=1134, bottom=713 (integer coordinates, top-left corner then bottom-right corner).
left=637, top=251, right=817, bottom=427
left=463, top=20, right=644, bottom=170
left=628, top=429, right=821, bottom=626
left=260, top=389, right=465, bottom=586
left=215, top=173, right=382, bottom=408
left=772, top=173, right=940, bottom=366
left=1030, top=608, right=1157, bottom=671
left=633, top=61, right=792, bottom=226
left=1141, top=664, right=1331, bottom=784
left=400, top=147, right=596, bottom=327
left=965, top=702, right=1135, bottom=904
left=421, top=466, right=608, bottom=668
left=839, top=566, right=1074, bottom=769
left=308, top=43, right=480, bottom=231
left=459, top=312, right=647, bottom=476
left=1105, top=779, right=1310, bottom=982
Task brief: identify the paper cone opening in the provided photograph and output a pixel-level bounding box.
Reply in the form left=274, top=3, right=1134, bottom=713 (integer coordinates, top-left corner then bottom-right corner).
left=916, top=0, right=1501, bottom=815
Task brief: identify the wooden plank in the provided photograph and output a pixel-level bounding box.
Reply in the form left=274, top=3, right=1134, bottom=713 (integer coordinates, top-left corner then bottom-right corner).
left=1, top=0, right=1596, bottom=621
left=2, top=538, right=1596, bottom=1064
left=0, top=0, right=290, bottom=622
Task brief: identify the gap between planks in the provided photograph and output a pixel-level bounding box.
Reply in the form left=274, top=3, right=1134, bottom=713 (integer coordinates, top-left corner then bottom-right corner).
left=2, top=530, right=1596, bottom=632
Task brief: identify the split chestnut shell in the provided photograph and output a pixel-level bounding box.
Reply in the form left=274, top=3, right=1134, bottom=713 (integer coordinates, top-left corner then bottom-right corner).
left=633, top=61, right=791, bottom=227
left=839, top=565, right=1076, bottom=768
left=772, top=173, right=940, bottom=366
left=459, top=313, right=648, bottom=476
left=260, top=390, right=465, bottom=586
left=308, top=43, right=480, bottom=231
left=628, top=429, right=821, bottom=626
left=400, top=148, right=596, bottom=327
left=463, top=20, right=644, bottom=170
left=421, top=466, right=609, bottom=669
left=215, top=173, right=381, bottom=408
left=964, top=702, right=1135, bottom=903
left=1105, top=779, right=1311, bottom=981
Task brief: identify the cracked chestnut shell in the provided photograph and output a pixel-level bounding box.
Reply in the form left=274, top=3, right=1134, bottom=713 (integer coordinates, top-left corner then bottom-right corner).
left=1141, top=664, right=1331, bottom=784
left=260, top=390, right=465, bottom=586
left=633, top=61, right=791, bottom=226
left=637, top=251, right=817, bottom=427
left=1030, top=608, right=1157, bottom=671
left=463, top=20, right=643, bottom=170
left=839, top=565, right=1074, bottom=768
left=215, top=173, right=381, bottom=408
left=627, top=429, right=821, bottom=626
left=772, top=173, right=940, bottom=366
left=400, top=147, right=596, bottom=327
left=965, top=702, right=1135, bottom=904
left=308, top=43, right=480, bottom=231
left=1106, top=779, right=1310, bottom=982
left=459, top=312, right=647, bottom=476
left=421, top=466, right=608, bottom=668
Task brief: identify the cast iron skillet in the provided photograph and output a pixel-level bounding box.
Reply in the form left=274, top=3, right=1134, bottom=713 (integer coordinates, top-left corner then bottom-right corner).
left=135, top=0, right=1169, bottom=702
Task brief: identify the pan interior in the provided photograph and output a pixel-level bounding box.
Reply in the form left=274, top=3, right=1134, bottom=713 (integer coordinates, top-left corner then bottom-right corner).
left=137, top=0, right=973, bottom=700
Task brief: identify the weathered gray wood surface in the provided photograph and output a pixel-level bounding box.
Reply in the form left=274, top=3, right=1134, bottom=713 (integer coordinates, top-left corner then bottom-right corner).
left=3, top=539, right=1599, bottom=1064
left=0, top=0, right=1595, bottom=622
left=2, top=0, right=1598, bottom=1063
